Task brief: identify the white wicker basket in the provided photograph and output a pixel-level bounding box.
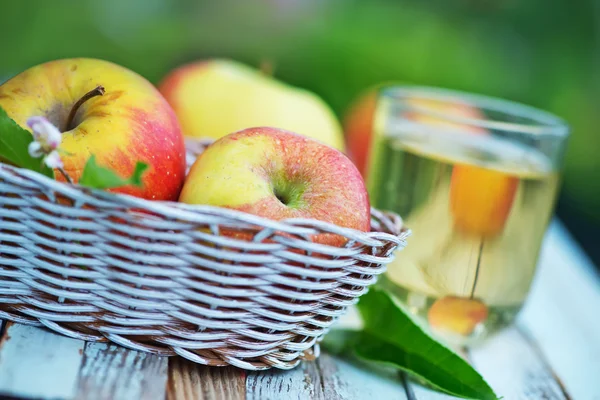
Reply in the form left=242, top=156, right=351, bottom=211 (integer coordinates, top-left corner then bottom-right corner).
left=0, top=138, right=409, bottom=370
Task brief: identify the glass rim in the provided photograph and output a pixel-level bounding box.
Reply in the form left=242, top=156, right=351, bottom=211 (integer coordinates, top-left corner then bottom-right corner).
left=380, top=85, right=569, bottom=139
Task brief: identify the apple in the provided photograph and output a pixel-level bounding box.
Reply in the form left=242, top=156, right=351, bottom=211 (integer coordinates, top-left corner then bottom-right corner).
left=158, top=59, right=345, bottom=151
left=179, top=127, right=370, bottom=246
left=0, top=58, right=186, bottom=201
left=343, top=89, right=378, bottom=177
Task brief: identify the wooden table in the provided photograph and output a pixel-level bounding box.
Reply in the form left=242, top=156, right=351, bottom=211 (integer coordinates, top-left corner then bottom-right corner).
left=0, top=221, right=598, bottom=400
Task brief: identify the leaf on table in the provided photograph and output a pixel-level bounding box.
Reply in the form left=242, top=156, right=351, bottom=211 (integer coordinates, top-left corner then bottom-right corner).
left=321, top=329, right=361, bottom=355
left=0, top=106, right=54, bottom=178
left=79, top=155, right=148, bottom=190
left=353, top=287, right=497, bottom=400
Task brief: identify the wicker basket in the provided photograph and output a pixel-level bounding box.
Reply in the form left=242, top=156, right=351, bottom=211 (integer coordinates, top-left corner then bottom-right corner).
left=0, top=138, right=409, bottom=370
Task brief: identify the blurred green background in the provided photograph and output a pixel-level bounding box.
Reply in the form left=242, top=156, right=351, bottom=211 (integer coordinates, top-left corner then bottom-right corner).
left=1, top=0, right=598, bottom=267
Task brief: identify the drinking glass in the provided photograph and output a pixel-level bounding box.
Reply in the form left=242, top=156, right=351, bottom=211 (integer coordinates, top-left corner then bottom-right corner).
left=367, top=86, right=569, bottom=346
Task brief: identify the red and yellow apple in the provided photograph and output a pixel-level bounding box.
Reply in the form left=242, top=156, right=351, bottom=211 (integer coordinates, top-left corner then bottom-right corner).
left=158, top=59, right=345, bottom=151
left=343, top=89, right=378, bottom=177
left=179, top=127, right=370, bottom=246
left=0, top=58, right=186, bottom=200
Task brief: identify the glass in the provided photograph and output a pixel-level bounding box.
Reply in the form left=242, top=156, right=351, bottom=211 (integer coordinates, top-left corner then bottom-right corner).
left=367, top=86, right=569, bottom=346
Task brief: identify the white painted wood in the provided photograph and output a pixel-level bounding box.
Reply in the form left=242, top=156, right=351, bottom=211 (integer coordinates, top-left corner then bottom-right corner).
left=319, top=354, right=408, bottom=400
left=519, top=221, right=600, bottom=400
left=76, top=342, right=168, bottom=400
left=246, top=353, right=408, bottom=400
left=0, top=323, right=85, bottom=399
left=469, top=326, right=567, bottom=399
left=408, top=382, right=458, bottom=399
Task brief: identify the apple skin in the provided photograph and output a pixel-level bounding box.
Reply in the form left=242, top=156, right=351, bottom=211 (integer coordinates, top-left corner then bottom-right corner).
left=179, top=127, right=370, bottom=246
left=0, top=58, right=186, bottom=201
left=343, top=90, right=378, bottom=178
left=158, top=59, right=345, bottom=151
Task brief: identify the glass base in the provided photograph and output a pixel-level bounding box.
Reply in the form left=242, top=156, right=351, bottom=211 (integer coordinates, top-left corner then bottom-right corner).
left=380, top=276, right=522, bottom=348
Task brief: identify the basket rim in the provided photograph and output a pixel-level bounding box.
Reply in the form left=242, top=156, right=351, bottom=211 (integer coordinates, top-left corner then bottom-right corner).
left=0, top=160, right=408, bottom=248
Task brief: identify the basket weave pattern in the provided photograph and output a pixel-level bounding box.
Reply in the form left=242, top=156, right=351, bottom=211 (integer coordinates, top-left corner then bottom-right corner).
left=0, top=139, right=408, bottom=370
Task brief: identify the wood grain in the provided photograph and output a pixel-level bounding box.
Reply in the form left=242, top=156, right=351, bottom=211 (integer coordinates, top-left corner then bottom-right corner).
left=469, top=326, right=567, bottom=399
left=519, top=222, right=600, bottom=400
left=167, top=357, right=247, bottom=400
left=319, top=354, right=408, bottom=400
left=246, top=359, right=322, bottom=400
left=403, top=373, right=457, bottom=400
left=0, top=323, right=85, bottom=400
left=75, top=342, right=168, bottom=400
left=246, top=353, right=408, bottom=400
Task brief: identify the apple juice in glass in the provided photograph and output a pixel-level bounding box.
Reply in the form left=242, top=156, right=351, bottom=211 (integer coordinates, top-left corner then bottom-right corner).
left=367, top=87, right=568, bottom=345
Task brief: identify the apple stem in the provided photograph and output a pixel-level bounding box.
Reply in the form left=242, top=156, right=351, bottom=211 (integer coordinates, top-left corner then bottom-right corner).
left=64, top=85, right=105, bottom=131
left=57, top=167, right=73, bottom=184
left=259, top=59, right=275, bottom=76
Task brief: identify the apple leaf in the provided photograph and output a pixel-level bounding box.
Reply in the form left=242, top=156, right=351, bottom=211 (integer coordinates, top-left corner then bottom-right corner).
left=0, top=106, right=54, bottom=178
left=322, top=287, right=498, bottom=400
left=79, top=155, right=148, bottom=190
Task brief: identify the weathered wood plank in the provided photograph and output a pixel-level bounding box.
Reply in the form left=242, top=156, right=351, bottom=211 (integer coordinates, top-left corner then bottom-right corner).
left=167, top=357, right=246, bottom=400
left=246, top=353, right=408, bottom=400
left=519, top=222, right=600, bottom=400
left=0, top=323, right=85, bottom=400
left=75, top=342, right=169, bottom=400
left=319, top=353, right=409, bottom=400
left=246, top=359, right=321, bottom=400
left=469, top=326, right=567, bottom=399
left=405, top=376, right=457, bottom=400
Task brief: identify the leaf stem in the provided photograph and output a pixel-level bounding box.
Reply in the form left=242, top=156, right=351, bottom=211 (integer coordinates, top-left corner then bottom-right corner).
left=64, top=86, right=105, bottom=131
left=57, top=167, right=73, bottom=184
left=259, top=59, right=275, bottom=76
left=469, top=239, right=484, bottom=299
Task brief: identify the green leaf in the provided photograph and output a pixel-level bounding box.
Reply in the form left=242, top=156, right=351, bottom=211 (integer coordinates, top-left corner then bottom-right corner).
left=79, top=155, right=148, bottom=190
left=0, top=106, right=54, bottom=178
left=355, top=287, right=497, bottom=400
left=320, top=329, right=361, bottom=355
